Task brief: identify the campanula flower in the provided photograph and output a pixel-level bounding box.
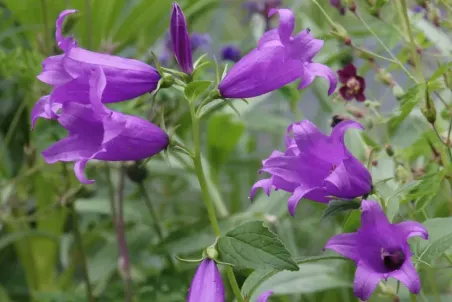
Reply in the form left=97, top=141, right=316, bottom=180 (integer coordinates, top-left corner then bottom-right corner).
left=221, top=44, right=241, bottom=62
left=219, top=8, right=336, bottom=99
left=250, top=120, right=371, bottom=216
left=325, top=200, right=428, bottom=300
left=171, top=2, right=194, bottom=74
left=187, top=259, right=225, bottom=302
left=41, top=67, right=168, bottom=184
left=257, top=290, right=274, bottom=301
left=338, top=64, right=366, bottom=102
left=36, top=10, right=160, bottom=106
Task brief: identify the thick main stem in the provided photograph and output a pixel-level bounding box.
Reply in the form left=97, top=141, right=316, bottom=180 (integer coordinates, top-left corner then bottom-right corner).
left=117, top=168, right=133, bottom=302
left=188, top=104, right=244, bottom=302
left=70, top=204, right=94, bottom=302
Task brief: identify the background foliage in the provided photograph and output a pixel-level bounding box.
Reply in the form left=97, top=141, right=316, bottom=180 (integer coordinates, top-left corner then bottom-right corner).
left=0, top=0, right=451, bottom=301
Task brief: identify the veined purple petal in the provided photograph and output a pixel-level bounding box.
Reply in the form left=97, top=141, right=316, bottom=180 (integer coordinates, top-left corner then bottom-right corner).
left=395, top=221, right=428, bottom=240
left=187, top=259, right=225, bottom=302
left=56, top=9, right=78, bottom=51
left=257, top=290, right=274, bottom=302
left=324, top=232, right=359, bottom=261
left=37, top=55, right=72, bottom=86
left=268, top=8, right=294, bottom=44
left=74, top=159, right=95, bottom=184
left=298, top=62, right=337, bottom=95
left=31, top=95, right=62, bottom=128
left=353, top=266, right=382, bottom=300
left=171, top=2, right=193, bottom=74
left=390, top=261, right=421, bottom=294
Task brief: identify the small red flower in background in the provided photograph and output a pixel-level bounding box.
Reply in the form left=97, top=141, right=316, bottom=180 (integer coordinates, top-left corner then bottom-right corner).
left=338, top=64, right=366, bottom=102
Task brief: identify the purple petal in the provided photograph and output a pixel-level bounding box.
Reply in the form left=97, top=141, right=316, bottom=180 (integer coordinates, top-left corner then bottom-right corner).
left=257, top=290, right=274, bottom=302
left=268, top=8, right=294, bottom=44
left=324, top=157, right=372, bottom=199
left=219, top=46, right=303, bottom=98
left=250, top=178, right=273, bottom=200
left=288, top=185, right=320, bottom=216
left=88, top=67, right=110, bottom=117
left=390, top=260, right=421, bottom=294
left=288, top=30, right=324, bottom=62
left=187, top=259, right=225, bottom=302
left=298, top=62, right=337, bottom=95
left=324, top=233, right=360, bottom=261
left=330, top=120, right=364, bottom=146
left=395, top=221, right=428, bottom=240
left=257, top=29, right=281, bottom=49
left=56, top=9, right=78, bottom=52
left=31, top=95, right=61, bottom=127
left=337, top=64, right=357, bottom=83
left=353, top=265, right=382, bottom=300
left=74, top=159, right=95, bottom=184
left=360, top=200, right=390, bottom=230
left=37, top=55, right=72, bottom=86
left=171, top=3, right=193, bottom=74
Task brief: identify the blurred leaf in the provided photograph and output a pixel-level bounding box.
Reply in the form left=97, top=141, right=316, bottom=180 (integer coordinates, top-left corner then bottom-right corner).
left=321, top=199, right=361, bottom=220
left=207, top=113, right=245, bottom=169
left=415, top=218, right=452, bottom=263
left=217, top=221, right=298, bottom=271
left=184, top=80, right=212, bottom=103
left=388, top=84, right=425, bottom=136
left=343, top=210, right=361, bottom=233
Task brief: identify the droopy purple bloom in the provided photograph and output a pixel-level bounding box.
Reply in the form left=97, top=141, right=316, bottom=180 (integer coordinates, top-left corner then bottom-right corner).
left=171, top=2, right=193, bottom=74
left=41, top=67, right=169, bottom=184
left=325, top=200, right=428, bottom=300
left=36, top=10, right=160, bottom=108
left=257, top=290, right=274, bottom=301
left=187, top=259, right=225, bottom=302
left=250, top=120, right=371, bottom=216
left=218, top=8, right=336, bottom=99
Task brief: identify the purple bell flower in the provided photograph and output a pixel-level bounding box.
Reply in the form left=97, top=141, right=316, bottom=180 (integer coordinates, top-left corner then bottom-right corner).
left=257, top=290, right=274, bottom=301
left=41, top=67, right=169, bottom=184
left=170, top=2, right=194, bottom=74
left=35, top=10, right=160, bottom=109
left=250, top=120, right=371, bottom=216
left=218, top=8, right=336, bottom=99
left=187, top=259, right=225, bottom=302
left=325, top=200, right=428, bottom=300
left=221, top=44, right=242, bottom=62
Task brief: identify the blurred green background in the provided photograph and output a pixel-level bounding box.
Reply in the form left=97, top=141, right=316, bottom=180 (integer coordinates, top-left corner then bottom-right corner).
left=0, top=0, right=451, bottom=301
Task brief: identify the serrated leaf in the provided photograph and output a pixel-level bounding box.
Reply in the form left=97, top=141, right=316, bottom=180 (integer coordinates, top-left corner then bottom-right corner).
left=321, top=199, right=361, bottom=220
left=217, top=221, right=298, bottom=271
left=415, top=218, right=452, bottom=263
left=184, top=80, right=212, bottom=103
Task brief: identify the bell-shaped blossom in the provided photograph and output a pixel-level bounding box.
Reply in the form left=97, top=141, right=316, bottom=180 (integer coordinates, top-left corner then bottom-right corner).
left=171, top=2, right=194, bottom=74
left=257, top=290, right=274, bottom=301
left=41, top=67, right=169, bottom=184
left=187, top=259, right=225, bottom=302
left=221, top=44, right=242, bottom=62
left=338, top=64, right=366, bottom=102
left=219, top=8, right=336, bottom=99
left=250, top=120, right=371, bottom=216
left=36, top=10, right=160, bottom=108
left=325, top=200, right=428, bottom=300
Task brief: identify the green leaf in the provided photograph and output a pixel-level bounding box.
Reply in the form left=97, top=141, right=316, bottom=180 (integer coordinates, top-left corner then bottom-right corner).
left=415, top=218, right=452, bottom=263
left=251, top=261, right=352, bottom=300
left=388, top=84, right=425, bottom=136
left=207, top=113, right=245, bottom=168
left=184, top=80, right=212, bottom=103
left=321, top=199, right=361, bottom=220
left=217, top=221, right=298, bottom=271
left=343, top=210, right=361, bottom=233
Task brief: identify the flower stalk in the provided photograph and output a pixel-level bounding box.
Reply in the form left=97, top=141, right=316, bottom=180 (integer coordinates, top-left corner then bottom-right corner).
left=187, top=100, right=244, bottom=302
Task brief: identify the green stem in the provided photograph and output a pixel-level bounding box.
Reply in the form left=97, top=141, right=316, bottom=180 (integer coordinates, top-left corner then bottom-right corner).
left=40, top=0, right=50, bottom=54
left=138, top=182, right=177, bottom=271
left=69, top=204, right=94, bottom=302
left=0, top=99, right=27, bottom=166
left=85, top=0, right=92, bottom=49
left=432, top=124, right=452, bottom=163
left=410, top=293, right=417, bottom=302
left=399, top=0, right=424, bottom=82
left=310, top=0, right=336, bottom=28
left=354, top=11, right=418, bottom=84
left=350, top=44, right=396, bottom=63
left=446, top=113, right=452, bottom=163
left=187, top=102, right=244, bottom=302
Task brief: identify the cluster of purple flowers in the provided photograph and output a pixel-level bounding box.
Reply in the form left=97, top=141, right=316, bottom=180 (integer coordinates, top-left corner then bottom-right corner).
left=32, top=2, right=428, bottom=301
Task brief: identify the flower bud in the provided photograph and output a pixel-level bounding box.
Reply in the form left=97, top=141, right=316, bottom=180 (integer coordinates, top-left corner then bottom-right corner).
left=421, top=96, right=436, bottom=125
left=385, top=144, right=394, bottom=157
left=160, top=75, right=175, bottom=89
left=206, top=246, right=219, bottom=260
left=392, top=85, right=405, bottom=100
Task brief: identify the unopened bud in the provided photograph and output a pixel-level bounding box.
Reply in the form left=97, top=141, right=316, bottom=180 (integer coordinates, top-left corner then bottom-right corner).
left=331, top=24, right=350, bottom=45
left=392, top=85, right=405, bottom=100
left=376, top=70, right=394, bottom=86
left=160, top=75, right=175, bottom=88
left=421, top=96, right=436, bottom=124
left=395, top=165, right=410, bottom=183
left=385, top=144, right=394, bottom=157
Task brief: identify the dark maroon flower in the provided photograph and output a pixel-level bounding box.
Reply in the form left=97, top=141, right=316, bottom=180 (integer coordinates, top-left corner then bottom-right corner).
left=338, top=64, right=366, bottom=102
left=329, top=0, right=346, bottom=15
